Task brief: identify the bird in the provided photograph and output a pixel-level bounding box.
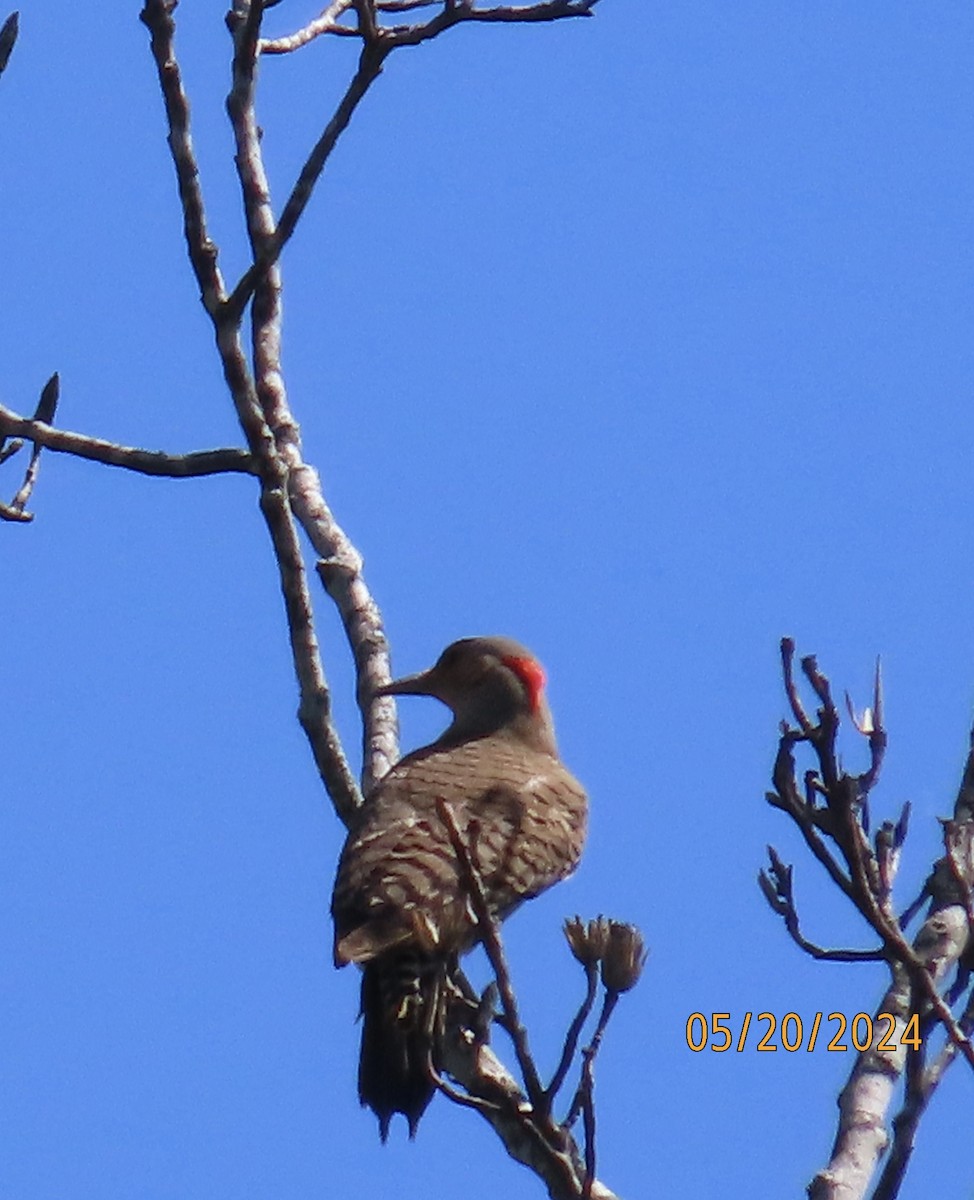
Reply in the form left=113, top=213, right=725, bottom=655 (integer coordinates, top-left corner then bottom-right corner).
left=331, top=635, right=588, bottom=1139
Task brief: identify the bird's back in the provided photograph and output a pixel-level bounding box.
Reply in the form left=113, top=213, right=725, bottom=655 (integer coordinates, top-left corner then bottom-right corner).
left=332, top=730, right=587, bottom=967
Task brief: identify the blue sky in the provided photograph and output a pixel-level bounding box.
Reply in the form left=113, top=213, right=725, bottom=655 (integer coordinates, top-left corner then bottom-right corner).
left=2, top=4, right=973, bottom=1198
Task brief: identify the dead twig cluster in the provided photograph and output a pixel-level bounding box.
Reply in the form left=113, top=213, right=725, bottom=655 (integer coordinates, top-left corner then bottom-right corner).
left=763, top=639, right=974, bottom=1200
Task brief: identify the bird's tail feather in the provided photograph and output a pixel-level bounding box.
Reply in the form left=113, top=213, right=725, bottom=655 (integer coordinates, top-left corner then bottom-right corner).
left=358, top=956, right=444, bottom=1140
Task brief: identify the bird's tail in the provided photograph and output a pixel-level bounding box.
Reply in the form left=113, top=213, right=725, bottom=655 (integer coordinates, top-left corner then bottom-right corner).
left=358, top=955, right=444, bottom=1140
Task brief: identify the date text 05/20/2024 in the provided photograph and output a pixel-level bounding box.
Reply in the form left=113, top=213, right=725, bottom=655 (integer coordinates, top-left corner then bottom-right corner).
left=685, top=1012, right=921, bottom=1053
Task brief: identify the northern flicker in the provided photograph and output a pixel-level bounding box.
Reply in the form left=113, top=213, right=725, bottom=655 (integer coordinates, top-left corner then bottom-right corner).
left=331, top=636, right=588, bottom=1139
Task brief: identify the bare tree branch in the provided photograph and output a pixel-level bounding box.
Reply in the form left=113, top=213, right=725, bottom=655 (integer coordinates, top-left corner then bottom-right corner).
left=261, top=3, right=360, bottom=54
left=384, top=0, right=598, bottom=48
left=226, top=0, right=397, bottom=800
left=140, top=0, right=365, bottom=823
left=316, top=555, right=397, bottom=795
left=376, top=0, right=441, bottom=11
left=0, top=402, right=255, bottom=487
left=257, top=475, right=365, bottom=823
left=139, top=2, right=228, bottom=318
left=352, top=0, right=381, bottom=41
left=260, top=0, right=594, bottom=55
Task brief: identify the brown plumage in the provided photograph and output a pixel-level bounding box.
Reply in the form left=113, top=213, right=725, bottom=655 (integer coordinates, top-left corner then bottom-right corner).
left=331, top=636, right=588, bottom=1139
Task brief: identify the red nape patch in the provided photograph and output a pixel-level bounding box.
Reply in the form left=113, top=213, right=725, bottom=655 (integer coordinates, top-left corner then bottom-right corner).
left=502, top=654, right=547, bottom=712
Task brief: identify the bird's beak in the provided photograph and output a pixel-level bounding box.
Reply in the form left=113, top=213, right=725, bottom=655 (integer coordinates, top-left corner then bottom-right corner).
left=375, top=668, right=437, bottom=698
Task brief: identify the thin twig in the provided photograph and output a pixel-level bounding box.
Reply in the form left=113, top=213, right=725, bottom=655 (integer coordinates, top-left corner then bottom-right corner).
left=426, top=1053, right=504, bottom=1117
left=777, top=928, right=884, bottom=963
left=545, top=961, right=599, bottom=1107
left=759, top=845, right=884, bottom=962
left=376, top=0, right=440, bottom=10
left=435, top=799, right=547, bottom=1116
left=0, top=438, right=23, bottom=466
left=898, top=884, right=930, bottom=930
left=767, top=740, right=858, bottom=902
left=8, top=448, right=42, bottom=512
left=780, top=637, right=814, bottom=732
left=385, top=0, right=598, bottom=47
left=140, top=1, right=227, bottom=317
left=0, top=402, right=256, bottom=480
left=581, top=1049, right=597, bottom=1199
left=564, top=987, right=620, bottom=1200
left=260, top=2, right=356, bottom=53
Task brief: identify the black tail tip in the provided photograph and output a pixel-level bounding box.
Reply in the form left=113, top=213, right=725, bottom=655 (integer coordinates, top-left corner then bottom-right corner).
left=370, top=1102, right=426, bottom=1143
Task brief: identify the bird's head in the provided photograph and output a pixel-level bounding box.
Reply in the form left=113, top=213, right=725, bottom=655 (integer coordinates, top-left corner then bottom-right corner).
left=377, top=636, right=557, bottom=752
